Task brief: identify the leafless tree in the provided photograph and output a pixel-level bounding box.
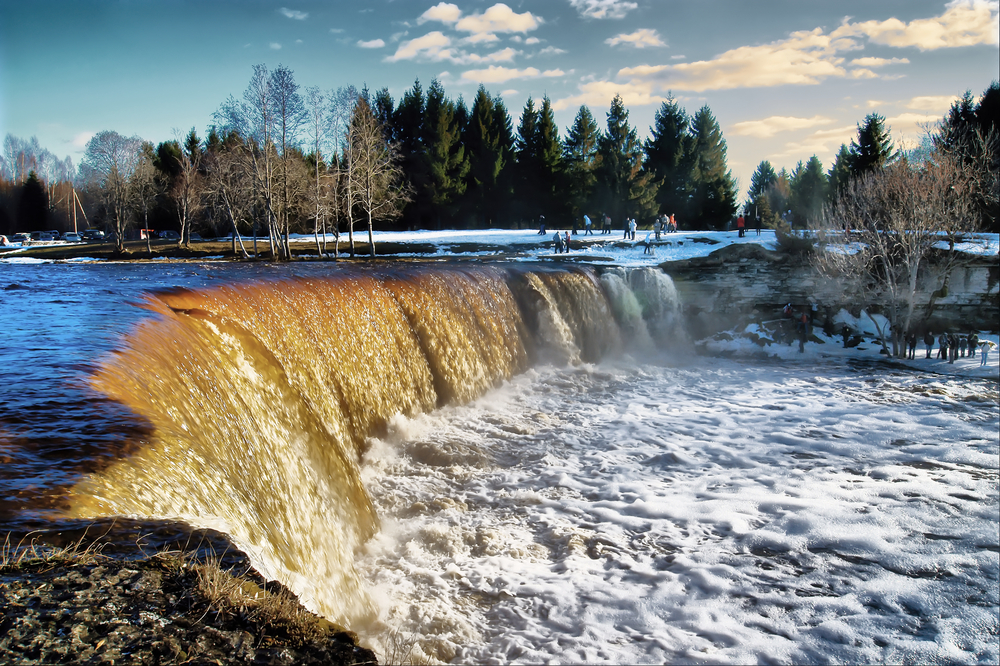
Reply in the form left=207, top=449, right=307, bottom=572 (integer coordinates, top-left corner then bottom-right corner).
left=813, top=142, right=993, bottom=356
left=204, top=134, right=253, bottom=259
left=81, top=130, right=144, bottom=252
left=269, top=65, right=305, bottom=259
left=346, top=96, right=409, bottom=258
left=214, top=65, right=282, bottom=259
left=131, top=144, right=161, bottom=254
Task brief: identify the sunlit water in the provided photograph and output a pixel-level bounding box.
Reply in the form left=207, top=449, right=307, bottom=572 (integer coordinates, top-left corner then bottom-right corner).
left=0, top=261, right=996, bottom=665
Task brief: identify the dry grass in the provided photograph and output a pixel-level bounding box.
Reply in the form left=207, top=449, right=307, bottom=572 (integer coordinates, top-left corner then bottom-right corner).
left=0, top=530, right=108, bottom=570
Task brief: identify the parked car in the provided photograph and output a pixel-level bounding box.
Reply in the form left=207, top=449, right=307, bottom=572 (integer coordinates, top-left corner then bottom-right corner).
left=0, top=235, right=8, bottom=246
left=61, top=232, right=82, bottom=242
left=189, top=232, right=203, bottom=241
left=80, top=229, right=105, bottom=241
left=11, top=233, right=31, bottom=244
left=158, top=230, right=181, bottom=240
left=29, top=231, right=55, bottom=241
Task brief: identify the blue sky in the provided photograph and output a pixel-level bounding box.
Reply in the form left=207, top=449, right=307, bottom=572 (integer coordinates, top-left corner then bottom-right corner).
left=1, top=0, right=997, bottom=199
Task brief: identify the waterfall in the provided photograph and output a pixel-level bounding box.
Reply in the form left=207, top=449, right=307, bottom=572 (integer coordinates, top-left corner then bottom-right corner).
left=68, top=265, right=685, bottom=627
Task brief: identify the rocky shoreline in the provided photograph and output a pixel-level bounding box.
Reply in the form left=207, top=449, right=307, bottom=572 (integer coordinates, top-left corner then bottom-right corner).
left=0, top=542, right=377, bottom=665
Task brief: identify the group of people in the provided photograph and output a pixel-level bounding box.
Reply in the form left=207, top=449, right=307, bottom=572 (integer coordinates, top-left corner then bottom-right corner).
left=918, top=331, right=993, bottom=366
left=653, top=214, right=677, bottom=240
left=552, top=230, right=572, bottom=254
left=735, top=215, right=762, bottom=238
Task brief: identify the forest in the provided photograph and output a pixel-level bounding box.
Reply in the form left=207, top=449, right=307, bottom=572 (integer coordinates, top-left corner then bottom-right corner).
left=1, top=67, right=997, bottom=255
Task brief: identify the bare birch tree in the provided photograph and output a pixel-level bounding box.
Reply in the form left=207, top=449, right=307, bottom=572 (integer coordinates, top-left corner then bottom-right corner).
left=81, top=130, right=144, bottom=252
left=203, top=133, right=252, bottom=258
left=269, top=65, right=305, bottom=259
left=214, top=64, right=282, bottom=259
left=347, top=96, right=408, bottom=258
left=131, top=143, right=161, bottom=254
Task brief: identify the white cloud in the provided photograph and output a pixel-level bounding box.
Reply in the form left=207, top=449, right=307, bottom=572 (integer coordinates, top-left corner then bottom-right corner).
left=330, top=28, right=345, bottom=34
left=552, top=80, right=665, bottom=111
left=619, top=28, right=852, bottom=92
left=461, top=65, right=563, bottom=84
left=71, top=131, right=95, bottom=149
left=391, top=31, right=409, bottom=42
left=462, top=32, right=500, bottom=44
left=606, top=28, right=665, bottom=48
left=591, top=3, right=996, bottom=96
left=501, top=88, right=519, bottom=97
left=456, top=4, right=543, bottom=35
left=849, top=56, right=910, bottom=67
left=525, top=37, right=540, bottom=45
left=386, top=31, right=454, bottom=62
left=466, top=47, right=520, bottom=63
left=867, top=99, right=885, bottom=108
left=569, top=0, right=638, bottom=20
left=358, top=39, right=386, bottom=49
left=835, top=0, right=999, bottom=51
left=419, top=2, right=462, bottom=25
left=887, top=111, right=942, bottom=135
left=280, top=7, right=308, bottom=20
left=269, top=42, right=282, bottom=50
left=538, top=46, right=567, bottom=55
left=731, top=115, right=836, bottom=138
left=907, top=94, right=961, bottom=111
left=768, top=125, right=857, bottom=159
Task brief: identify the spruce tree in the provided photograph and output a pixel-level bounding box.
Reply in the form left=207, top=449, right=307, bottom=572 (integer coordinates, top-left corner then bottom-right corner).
left=535, top=96, right=564, bottom=222
left=685, top=105, right=737, bottom=229
left=788, top=155, right=827, bottom=226
left=422, top=78, right=468, bottom=227
left=747, top=160, right=777, bottom=203
left=515, top=97, right=540, bottom=220
left=563, top=105, right=601, bottom=221
left=595, top=94, right=656, bottom=224
left=827, top=144, right=851, bottom=203
left=644, top=95, right=690, bottom=219
left=848, top=112, right=897, bottom=177
left=394, top=79, right=427, bottom=227
left=464, top=86, right=505, bottom=227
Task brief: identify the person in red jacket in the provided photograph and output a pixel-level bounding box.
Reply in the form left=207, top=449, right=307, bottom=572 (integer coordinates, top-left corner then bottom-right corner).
left=737, top=215, right=745, bottom=238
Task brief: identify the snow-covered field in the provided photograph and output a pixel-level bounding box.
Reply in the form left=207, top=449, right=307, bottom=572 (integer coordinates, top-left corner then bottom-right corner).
left=3, top=228, right=998, bottom=268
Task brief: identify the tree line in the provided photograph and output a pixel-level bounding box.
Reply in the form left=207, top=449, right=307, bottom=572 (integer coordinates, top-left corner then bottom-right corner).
left=1, top=68, right=996, bottom=256
left=745, top=81, right=998, bottom=233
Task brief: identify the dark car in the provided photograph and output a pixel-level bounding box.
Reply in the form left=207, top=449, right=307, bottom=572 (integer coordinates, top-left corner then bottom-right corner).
left=158, top=230, right=181, bottom=240
left=81, top=229, right=105, bottom=241
left=29, top=231, right=55, bottom=241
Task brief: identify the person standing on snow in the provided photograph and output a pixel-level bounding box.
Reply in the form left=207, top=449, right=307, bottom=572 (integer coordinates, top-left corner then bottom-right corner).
left=979, top=340, right=995, bottom=367
left=553, top=230, right=563, bottom=253
left=968, top=332, right=978, bottom=357
left=584, top=214, right=593, bottom=235
left=924, top=331, right=935, bottom=359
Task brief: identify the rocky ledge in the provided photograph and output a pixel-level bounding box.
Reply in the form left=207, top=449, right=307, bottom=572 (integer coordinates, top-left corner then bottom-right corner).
left=0, top=549, right=377, bottom=665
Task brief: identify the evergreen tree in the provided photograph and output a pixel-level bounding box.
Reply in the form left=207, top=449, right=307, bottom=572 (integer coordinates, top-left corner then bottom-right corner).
left=827, top=144, right=851, bottom=203
left=562, top=105, right=601, bottom=221
left=372, top=88, right=395, bottom=139
left=17, top=171, right=47, bottom=230
left=643, top=95, right=690, bottom=219
left=747, top=160, right=777, bottom=203
left=935, top=81, right=1000, bottom=231
left=788, top=155, right=827, bottom=226
left=394, top=79, right=427, bottom=227
left=848, top=112, right=897, bottom=177
left=534, top=96, right=564, bottom=222
left=491, top=94, right=516, bottom=226
left=463, top=86, right=507, bottom=227
left=421, top=78, right=468, bottom=227
left=595, top=94, right=656, bottom=224
left=515, top=97, right=540, bottom=219
left=685, top=105, right=737, bottom=229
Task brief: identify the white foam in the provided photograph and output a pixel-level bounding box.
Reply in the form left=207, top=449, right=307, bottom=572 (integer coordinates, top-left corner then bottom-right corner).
left=355, top=354, right=999, bottom=664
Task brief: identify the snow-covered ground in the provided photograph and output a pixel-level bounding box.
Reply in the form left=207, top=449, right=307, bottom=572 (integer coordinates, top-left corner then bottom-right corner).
left=3, top=228, right=998, bottom=268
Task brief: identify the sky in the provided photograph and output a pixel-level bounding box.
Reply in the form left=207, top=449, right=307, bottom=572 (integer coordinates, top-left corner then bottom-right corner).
left=1, top=0, right=998, bottom=201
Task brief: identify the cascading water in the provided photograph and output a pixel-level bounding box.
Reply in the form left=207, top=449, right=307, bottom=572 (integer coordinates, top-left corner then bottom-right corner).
left=67, top=265, right=681, bottom=631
